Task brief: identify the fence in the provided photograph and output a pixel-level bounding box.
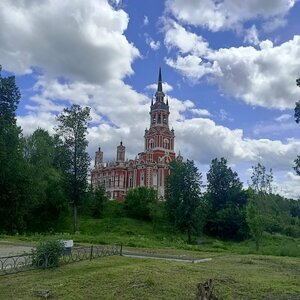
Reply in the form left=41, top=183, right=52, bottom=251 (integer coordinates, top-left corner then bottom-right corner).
left=0, top=244, right=122, bottom=276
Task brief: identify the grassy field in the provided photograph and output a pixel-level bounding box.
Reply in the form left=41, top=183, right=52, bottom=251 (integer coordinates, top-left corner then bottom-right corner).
left=1, top=215, right=300, bottom=299
left=2, top=216, right=300, bottom=257
left=0, top=249, right=299, bottom=299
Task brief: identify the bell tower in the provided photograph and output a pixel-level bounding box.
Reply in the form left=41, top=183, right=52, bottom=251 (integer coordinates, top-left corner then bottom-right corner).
left=144, top=68, right=175, bottom=152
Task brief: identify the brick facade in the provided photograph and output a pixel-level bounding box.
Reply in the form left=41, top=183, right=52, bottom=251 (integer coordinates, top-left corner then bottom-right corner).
left=91, top=68, right=182, bottom=200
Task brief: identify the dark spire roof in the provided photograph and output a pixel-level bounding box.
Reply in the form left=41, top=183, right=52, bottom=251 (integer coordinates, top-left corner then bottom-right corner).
left=157, top=67, right=163, bottom=92
left=155, top=67, right=165, bottom=102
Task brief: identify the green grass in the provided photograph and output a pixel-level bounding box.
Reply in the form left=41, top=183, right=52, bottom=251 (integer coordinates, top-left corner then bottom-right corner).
left=1, top=215, right=300, bottom=257
left=1, top=214, right=300, bottom=299
left=0, top=250, right=299, bottom=299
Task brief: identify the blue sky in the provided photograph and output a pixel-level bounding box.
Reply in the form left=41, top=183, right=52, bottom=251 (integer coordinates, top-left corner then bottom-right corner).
left=1, top=0, right=300, bottom=198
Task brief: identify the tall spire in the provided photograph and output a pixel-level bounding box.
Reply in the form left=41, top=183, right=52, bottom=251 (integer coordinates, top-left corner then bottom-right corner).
left=155, top=67, right=165, bottom=101
left=157, top=67, right=163, bottom=92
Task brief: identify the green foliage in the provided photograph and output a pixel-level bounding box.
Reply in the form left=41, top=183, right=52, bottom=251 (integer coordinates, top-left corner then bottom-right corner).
left=24, top=129, right=68, bottom=232
left=55, top=104, right=91, bottom=232
left=250, top=162, right=273, bottom=194
left=82, top=186, right=108, bottom=218
left=246, top=196, right=264, bottom=250
left=166, top=160, right=202, bottom=243
left=0, top=65, right=31, bottom=233
left=205, top=157, right=247, bottom=240
left=32, top=239, right=65, bottom=268
left=124, top=187, right=157, bottom=220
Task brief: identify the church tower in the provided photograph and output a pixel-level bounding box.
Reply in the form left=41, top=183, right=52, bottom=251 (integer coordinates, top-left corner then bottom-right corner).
left=144, top=67, right=175, bottom=154
left=116, top=141, right=125, bottom=163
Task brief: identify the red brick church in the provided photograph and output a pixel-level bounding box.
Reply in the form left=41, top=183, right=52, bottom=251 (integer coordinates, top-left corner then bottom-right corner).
left=91, top=68, right=182, bottom=200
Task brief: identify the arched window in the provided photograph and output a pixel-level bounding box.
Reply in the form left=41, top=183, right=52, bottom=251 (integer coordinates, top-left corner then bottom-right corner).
left=163, top=138, right=169, bottom=149
left=149, top=138, right=154, bottom=149
left=163, top=114, right=167, bottom=124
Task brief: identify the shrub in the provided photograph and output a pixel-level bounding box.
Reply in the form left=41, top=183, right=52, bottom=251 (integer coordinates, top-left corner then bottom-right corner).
left=32, top=239, right=64, bottom=268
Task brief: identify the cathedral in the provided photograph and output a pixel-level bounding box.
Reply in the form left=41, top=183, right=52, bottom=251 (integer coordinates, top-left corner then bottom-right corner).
left=91, top=68, right=181, bottom=200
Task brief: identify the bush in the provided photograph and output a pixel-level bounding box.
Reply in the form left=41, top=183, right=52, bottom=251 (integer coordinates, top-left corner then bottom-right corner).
left=124, top=187, right=157, bottom=220
left=32, top=239, right=64, bottom=268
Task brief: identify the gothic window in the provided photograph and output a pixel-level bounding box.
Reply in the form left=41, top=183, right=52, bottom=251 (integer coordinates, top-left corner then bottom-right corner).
left=129, top=176, right=133, bottom=188
left=158, top=113, right=161, bottom=124
left=164, top=138, right=169, bottom=149
left=163, top=115, right=167, bottom=124
left=149, top=138, right=154, bottom=149
left=152, top=115, right=156, bottom=124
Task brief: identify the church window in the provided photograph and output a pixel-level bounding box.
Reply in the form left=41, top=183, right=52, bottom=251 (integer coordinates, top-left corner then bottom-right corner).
left=149, top=138, right=154, bottom=149
left=163, top=115, right=167, bottom=124
left=158, top=114, right=161, bottom=123
left=164, top=138, right=169, bottom=149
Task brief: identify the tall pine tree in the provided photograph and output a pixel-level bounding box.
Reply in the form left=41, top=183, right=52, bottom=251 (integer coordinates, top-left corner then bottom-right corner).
left=0, top=65, right=30, bottom=233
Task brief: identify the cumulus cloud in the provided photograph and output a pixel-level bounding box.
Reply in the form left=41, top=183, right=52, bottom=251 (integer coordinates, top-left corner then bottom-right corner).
left=0, top=0, right=139, bottom=83
left=163, top=19, right=209, bottom=56
left=165, top=0, right=295, bottom=32
left=165, top=28, right=300, bottom=109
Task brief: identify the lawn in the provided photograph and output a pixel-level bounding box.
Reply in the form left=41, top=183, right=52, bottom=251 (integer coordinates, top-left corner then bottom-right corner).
left=0, top=249, right=299, bottom=299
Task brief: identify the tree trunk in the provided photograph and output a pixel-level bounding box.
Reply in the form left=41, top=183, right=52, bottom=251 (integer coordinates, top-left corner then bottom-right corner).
left=73, top=203, right=77, bottom=233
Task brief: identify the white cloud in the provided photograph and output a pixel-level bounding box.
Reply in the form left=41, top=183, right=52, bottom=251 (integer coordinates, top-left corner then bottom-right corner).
left=165, top=0, right=295, bottom=32
left=163, top=18, right=209, bottom=56
left=190, top=108, right=211, bottom=117
left=145, top=82, right=173, bottom=93
left=165, top=27, right=300, bottom=109
left=143, top=15, right=149, bottom=26
left=275, top=114, right=292, bottom=122
left=146, top=37, right=161, bottom=51
left=0, top=0, right=139, bottom=83
left=244, top=25, right=260, bottom=45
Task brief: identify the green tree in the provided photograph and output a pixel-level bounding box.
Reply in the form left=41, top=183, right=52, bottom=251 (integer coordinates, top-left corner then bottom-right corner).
left=24, top=129, right=68, bottom=231
left=55, top=105, right=91, bottom=233
left=0, top=65, right=31, bottom=233
left=294, top=78, right=300, bottom=174
left=166, top=159, right=202, bottom=243
left=83, top=185, right=108, bottom=218
left=250, top=163, right=273, bottom=195
left=124, top=187, right=157, bottom=220
left=205, top=157, right=247, bottom=240
left=246, top=195, right=264, bottom=251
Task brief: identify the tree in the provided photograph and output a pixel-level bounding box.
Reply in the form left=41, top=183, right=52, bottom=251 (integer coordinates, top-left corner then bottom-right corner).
left=0, top=65, right=31, bottom=233
left=55, top=105, right=91, bottom=233
left=166, top=159, right=202, bottom=243
left=246, top=195, right=264, bottom=251
left=250, top=162, right=273, bottom=195
left=24, top=129, right=68, bottom=231
left=83, top=185, right=108, bottom=218
left=294, top=78, right=300, bottom=174
left=206, top=157, right=243, bottom=211
left=124, top=187, right=157, bottom=220
left=205, top=157, right=247, bottom=240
